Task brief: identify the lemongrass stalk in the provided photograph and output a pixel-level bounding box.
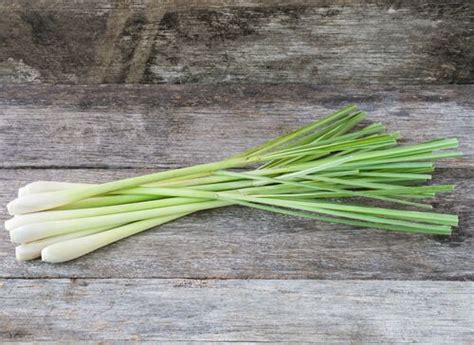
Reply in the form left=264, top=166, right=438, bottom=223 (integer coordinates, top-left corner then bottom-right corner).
left=6, top=197, right=207, bottom=230
left=18, top=173, right=220, bottom=196
left=41, top=213, right=192, bottom=263
left=146, top=174, right=238, bottom=188
left=54, top=194, right=160, bottom=210
left=18, top=181, right=91, bottom=197
left=11, top=200, right=230, bottom=243
left=16, top=224, right=117, bottom=261
left=6, top=157, right=253, bottom=215
left=21, top=174, right=243, bottom=195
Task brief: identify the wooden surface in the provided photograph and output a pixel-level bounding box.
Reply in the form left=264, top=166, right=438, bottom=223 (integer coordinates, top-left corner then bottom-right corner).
left=0, top=1, right=472, bottom=84
left=0, top=85, right=473, bottom=282
left=2, top=279, right=473, bottom=342
left=0, top=84, right=473, bottom=342
left=0, top=168, right=473, bottom=280
left=1, top=0, right=473, bottom=342
left=0, top=84, right=472, bottom=168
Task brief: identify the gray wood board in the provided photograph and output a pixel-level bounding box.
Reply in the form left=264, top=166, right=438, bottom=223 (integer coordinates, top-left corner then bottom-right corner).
left=0, top=84, right=472, bottom=168
left=1, top=279, right=473, bottom=342
left=0, top=168, right=472, bottom=280
left=0, top=0, right=472, bottom=84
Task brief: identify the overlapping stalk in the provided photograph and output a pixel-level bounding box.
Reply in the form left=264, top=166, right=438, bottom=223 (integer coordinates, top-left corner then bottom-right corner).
left=5, top=105, right=462, bottom=263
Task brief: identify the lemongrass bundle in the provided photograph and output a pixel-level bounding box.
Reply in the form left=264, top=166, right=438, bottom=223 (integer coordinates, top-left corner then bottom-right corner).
left=5, top=105, right=462, bottom=263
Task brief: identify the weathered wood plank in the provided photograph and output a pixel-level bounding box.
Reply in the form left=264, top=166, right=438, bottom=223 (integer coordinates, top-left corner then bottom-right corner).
left=0, top=0, right=471, bottom=84
left=0, top=168, right=472, bottom=280
left=1, top=279, right=473, bottom=342
left=0, top=84, right=471, bottom=168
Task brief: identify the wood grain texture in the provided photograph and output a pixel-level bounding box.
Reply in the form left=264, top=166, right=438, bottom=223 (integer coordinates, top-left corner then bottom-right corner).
left=0, top=84, right=472, bottom=168
left=1, top=279, right=473, bottom=342
left=1, top=1, right=472, bottom=341
left=0, top=0, right=472, bottom=84
left=0, top=168, right=472, bottom=280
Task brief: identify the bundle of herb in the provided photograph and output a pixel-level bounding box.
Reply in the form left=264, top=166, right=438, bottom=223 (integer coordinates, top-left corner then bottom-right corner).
left=5, top=105, right=461, bottom=263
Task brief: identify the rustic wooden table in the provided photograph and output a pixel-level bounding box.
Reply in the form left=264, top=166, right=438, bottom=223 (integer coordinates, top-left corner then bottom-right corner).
left=1, top=1, right=473, bottom=343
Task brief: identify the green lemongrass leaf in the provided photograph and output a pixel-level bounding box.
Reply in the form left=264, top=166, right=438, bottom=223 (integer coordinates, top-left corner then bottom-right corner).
left=358, top=151, right=463, bottom=165
left=315, top=112, right=368, bottom=140
left=251, top=192, right=433, bottom=209
left=326, top=162, right=434, bottom=172
left=282, top=134, right=396, bottom=167
left=219, top=195, right=451, bottom=235
left=263, top=112, right=373, bottom=168
left=221, top=197, right=447, bottom=234
left=280, top=155, right=355, bottom=179
left=252, top=198, right=458, bottom=226
left=300, top=111, right=369, bottom=146
left=217, top=171, right=433, bottom=209
left=263, top=134, right=397, bottom=161
left=275, top=111, right=368, bottom=156
left=270, top=122, right=386, bottom=158
left=305, top=175, right=419, bottom=191
left=365, top=184, right=454, bottom=194
left=357, top=172, right=432, bottom=180
left=239, top=104, right=358, bottom=158
left=247, top=198, right=453, bottom=232
left=349, top=139, right=460, bottom=164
